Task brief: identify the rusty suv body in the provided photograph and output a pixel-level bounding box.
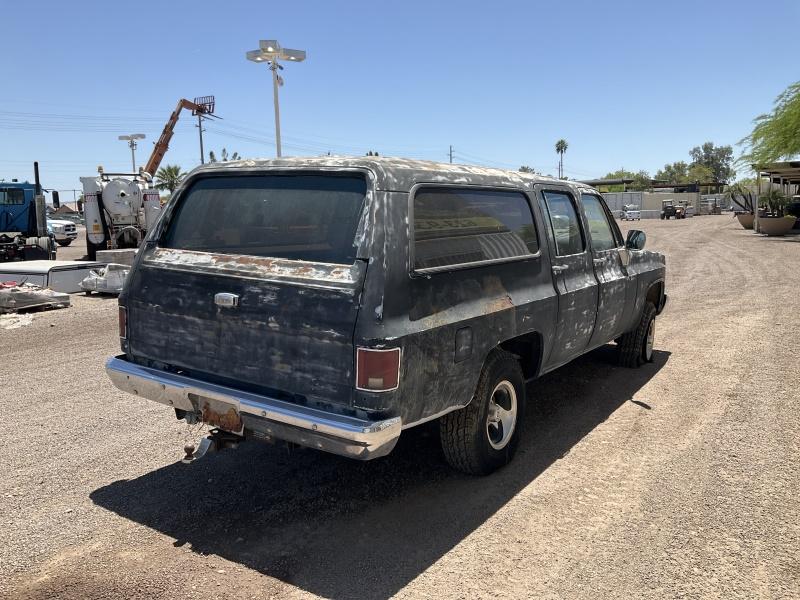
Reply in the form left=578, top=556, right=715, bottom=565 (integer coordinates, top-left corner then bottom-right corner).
left=107, top=156, right=666, bottom=474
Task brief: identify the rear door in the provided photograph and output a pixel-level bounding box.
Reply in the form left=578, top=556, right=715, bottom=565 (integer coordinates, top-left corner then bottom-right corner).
left=537, top=187, right=598, bottom=368
left=580, top=193, right=634, bottom=346
left=126, top=171, right=370, bottom=409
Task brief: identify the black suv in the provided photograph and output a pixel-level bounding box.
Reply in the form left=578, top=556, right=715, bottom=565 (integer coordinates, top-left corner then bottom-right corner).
left=107, top=157, right=666, bottom=474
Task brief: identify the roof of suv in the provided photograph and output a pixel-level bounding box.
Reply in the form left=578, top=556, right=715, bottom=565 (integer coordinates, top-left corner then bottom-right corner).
left=187, top=155, right=598, bottom=194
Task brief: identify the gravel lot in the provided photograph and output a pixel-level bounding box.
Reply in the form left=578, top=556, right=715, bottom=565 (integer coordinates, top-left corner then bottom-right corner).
left=1, top=215, right=798, bottom=599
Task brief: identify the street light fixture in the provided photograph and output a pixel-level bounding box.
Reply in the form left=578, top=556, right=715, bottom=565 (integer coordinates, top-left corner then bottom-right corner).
left=118, top=133, right=146, bottom=172
left=246, top=39, right=306, bottom=157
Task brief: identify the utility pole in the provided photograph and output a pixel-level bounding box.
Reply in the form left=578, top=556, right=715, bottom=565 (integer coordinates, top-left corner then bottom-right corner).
left=197, top=114, right=206, bottom=164
left=449, top=145, right=454, bottom=164
left=191, top=97, right=216, bottom=165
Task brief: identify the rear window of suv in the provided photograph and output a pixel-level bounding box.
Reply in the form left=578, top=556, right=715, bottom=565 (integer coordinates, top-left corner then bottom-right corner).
left=162, top=173, right=367, bottom=264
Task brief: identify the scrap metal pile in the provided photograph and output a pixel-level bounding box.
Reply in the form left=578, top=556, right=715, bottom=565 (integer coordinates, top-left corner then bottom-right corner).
left=0, top=281, right=71, bottom=313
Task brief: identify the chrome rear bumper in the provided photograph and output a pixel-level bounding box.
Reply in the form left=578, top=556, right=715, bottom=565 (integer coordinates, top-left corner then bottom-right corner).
left=106, top=355, right=401, bottom=460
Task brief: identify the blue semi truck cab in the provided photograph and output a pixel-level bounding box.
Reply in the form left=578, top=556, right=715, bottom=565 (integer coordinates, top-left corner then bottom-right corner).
left=0, top=180, right=56, bottom=262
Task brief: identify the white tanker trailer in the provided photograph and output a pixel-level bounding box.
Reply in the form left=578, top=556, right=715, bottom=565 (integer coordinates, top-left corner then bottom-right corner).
left=80, top=171, right=161, bottom=260
left=79, top=98, right=215, bottom=260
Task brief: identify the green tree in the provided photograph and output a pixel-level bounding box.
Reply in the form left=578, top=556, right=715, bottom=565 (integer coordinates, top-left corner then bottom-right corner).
left=739, top=81, right=800, bottom=166
left=519, top=165, right=537, bottom=173
left=208, top=148, right=240, bottom=163
left=555, top=139, right=568, bottom=178
left=154, top=164, right=186, bottom=194
left=600, top=168, right=651, bottom=192
left=655, top=161, right=689, bottom=184
left=689, top=142, right=735, bottom=182
left=686, top=163, right=713, bottom=183
left=365, top=150, right=380, bottom=156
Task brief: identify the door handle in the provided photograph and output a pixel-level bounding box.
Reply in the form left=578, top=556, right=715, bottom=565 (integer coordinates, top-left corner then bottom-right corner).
left=551, top=264, right=568, bottom=272
left=593, top=258, right=605, bottom=265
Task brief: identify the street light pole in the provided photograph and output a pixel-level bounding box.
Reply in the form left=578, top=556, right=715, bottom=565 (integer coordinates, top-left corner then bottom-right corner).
left=129, top=139, right=137, bottom=171
left=118, top=134, right=146, bottom=172
left=246, top=40, right=306, bottom=158
left=271, top=59, right=283, bottom=157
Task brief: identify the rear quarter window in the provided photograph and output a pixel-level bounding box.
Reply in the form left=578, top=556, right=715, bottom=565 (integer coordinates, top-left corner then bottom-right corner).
left=161, top=173, right=367, bottom=264
left=412, top=187, right=538, bottom=271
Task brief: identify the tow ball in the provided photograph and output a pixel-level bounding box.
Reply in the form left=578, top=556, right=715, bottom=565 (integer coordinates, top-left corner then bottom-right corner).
left=182, top=428, right=242, bottom=464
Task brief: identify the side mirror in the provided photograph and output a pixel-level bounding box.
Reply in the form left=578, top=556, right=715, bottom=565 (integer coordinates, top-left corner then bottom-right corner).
left=626, top=230, right=646, bottom=250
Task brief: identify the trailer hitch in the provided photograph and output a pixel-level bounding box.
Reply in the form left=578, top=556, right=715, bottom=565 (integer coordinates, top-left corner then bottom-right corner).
left=181, top=428, right=242, bottom=464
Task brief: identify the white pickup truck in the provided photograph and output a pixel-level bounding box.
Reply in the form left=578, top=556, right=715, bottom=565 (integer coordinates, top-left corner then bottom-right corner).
left=47, top=219, right=79, bottom=247
left=622, top=205, right=641, bottom=221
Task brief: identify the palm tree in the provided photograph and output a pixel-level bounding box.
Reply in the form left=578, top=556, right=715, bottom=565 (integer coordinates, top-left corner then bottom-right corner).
left=154, top=164, right=186, bottom=195
left=208, top=148, right=241, bottom=163
left=555, top=139, right=568, bottom=179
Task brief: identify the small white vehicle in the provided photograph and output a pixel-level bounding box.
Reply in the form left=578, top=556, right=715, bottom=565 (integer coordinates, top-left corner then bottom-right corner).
left=622, top=205, right=641, bottom=221
left=46, top=219, right=78, bottom=246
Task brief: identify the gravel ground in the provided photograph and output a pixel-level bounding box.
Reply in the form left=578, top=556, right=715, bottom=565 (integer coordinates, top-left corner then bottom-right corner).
left=1, top=215, right=798, bottom=599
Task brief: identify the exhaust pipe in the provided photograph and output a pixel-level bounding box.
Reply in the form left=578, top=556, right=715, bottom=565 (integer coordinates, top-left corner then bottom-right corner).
left=33, top=162, right=47, bottom=238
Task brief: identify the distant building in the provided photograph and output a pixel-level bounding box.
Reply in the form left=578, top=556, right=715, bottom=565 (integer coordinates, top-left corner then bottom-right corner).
left=53, top=203, right=79, bottom=215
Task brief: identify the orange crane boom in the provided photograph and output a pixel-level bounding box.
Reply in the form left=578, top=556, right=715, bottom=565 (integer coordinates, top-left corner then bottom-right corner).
left=142, top=99, right=211, bottom=178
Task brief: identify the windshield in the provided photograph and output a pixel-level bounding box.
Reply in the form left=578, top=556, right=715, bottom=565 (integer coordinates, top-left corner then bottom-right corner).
left=162, top=173, right=367, bottom=264
left=0, top=188, right=26, bottom=205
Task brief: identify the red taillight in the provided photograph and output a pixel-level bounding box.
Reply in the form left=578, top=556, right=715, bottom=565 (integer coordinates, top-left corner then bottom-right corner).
left=356, top=347, right=401, bottom=392
left=118, top=306, right=127, bottom=340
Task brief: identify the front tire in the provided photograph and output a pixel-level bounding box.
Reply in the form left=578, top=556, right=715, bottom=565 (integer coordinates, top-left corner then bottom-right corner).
left=56, top=239, right=72, bottom=247
left=618, top=302, right=657, bottom=368
left=440, top=350, right=525, bottom=475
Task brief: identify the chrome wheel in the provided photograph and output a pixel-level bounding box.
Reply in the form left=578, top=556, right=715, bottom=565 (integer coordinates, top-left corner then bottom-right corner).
left=486, top=380, right=517, bottom=450
left=644, top=317, right=655, bottom=361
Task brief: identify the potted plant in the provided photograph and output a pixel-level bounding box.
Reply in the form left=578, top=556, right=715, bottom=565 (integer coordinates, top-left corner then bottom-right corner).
left=757, top=189, right=796, bottom=236
left=728, top=183, right=755, bottom=229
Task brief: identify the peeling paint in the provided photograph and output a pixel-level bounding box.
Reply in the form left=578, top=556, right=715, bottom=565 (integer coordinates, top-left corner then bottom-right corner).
left=146, top=247, right=360, bottom=286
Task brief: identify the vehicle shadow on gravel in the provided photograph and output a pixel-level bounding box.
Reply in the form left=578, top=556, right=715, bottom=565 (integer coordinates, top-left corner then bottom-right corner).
left=91, top=346, right=670, bottom=599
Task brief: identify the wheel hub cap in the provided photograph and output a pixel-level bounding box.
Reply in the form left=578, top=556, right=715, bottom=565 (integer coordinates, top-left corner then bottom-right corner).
left=645, top=318, right=655, bottom=360
left=486, top=380, right=518, bottom=450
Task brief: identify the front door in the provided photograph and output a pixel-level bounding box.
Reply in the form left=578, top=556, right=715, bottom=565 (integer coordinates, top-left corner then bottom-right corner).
left=538, top=188, right=598, bottom=368
left=580, top=193, right=634, bottom=346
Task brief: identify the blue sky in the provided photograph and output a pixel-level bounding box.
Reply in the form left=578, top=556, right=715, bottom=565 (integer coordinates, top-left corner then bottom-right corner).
left=1, top=0, right=797, bottom=196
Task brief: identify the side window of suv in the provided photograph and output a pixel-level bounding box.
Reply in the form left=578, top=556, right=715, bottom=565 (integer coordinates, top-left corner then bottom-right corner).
left=581, top=194, right=621, bottom=252
left=412, top=187, right=539, bottom=271
left=541, top=191, right=585, bottom=256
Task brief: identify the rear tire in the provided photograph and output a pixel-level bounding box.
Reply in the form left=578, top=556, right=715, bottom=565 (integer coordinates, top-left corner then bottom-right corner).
left=56, top=239, right=72, bottom=247
left=618, top=302, right=657, bottom=368
left=440, top=349, right=525, bottom=475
